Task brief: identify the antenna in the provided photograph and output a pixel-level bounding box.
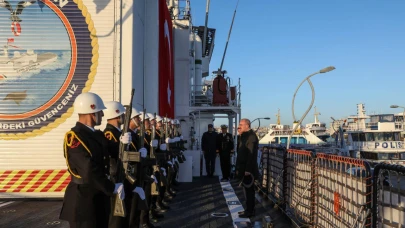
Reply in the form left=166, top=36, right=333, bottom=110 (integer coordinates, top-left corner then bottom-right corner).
left=276, top=108, right=281, bottom=125
left=314, top=106, right=320, bottom=123
left=218, top=0, right=240, bottom=73
left=202, top=0, right=211, bottom=57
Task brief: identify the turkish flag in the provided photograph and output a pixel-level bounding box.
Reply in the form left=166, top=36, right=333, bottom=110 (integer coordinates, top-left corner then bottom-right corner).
left=7, top=38, right=14, bottom=43
left=158, top=0, right=174, bottom=119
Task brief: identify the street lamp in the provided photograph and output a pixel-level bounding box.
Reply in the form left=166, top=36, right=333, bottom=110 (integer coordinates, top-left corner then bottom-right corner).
left=251, top=117, right=271, bottom=133
left=390, top=105, right=405, bottom=130
left=287, top=66, right=336, bottom=149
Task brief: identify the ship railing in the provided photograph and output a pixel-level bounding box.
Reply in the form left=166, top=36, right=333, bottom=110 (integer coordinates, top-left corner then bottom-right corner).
left=169, top=0, right=191, bottom=20
left=255, top=147, right=375, bottom=227
left=189, top=83, right=239, bottom=108
left=345, top=125, right=367, bottom=131
left=372, top=163, right=405, bottom=228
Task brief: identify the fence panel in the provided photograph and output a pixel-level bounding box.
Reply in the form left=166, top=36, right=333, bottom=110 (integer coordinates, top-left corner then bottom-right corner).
left=267, top=147, right=285, bottom=203
left=316, top=154, right=372, bottom=228
left=285, top=149, right=314, bottom=226
left=373, top=164, right=405, bottom=228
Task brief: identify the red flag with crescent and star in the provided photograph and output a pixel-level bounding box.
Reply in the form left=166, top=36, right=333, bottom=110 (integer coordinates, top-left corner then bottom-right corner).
left=158, top=0, right=174, bottom=119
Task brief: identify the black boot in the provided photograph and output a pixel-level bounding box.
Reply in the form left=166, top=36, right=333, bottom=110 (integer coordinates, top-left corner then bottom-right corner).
left=157, top=200, right=170, bottom=210
left=151, top=208, right=164, bottom=219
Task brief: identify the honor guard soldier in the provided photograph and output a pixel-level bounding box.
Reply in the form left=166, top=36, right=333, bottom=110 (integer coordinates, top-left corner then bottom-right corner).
left=155, top=116, right=171, bottom=211
left=128, top=108, right=142, bottom=151
left=216, top=124, right=234, bottom=182
left=146, top=113, right=165, bottom=223
left=127, top=107, right=148, bottom=227
left=103, top=101, right=130, bottom=228
left=139, top=113, right=162, bottom=227
left=59, top=93, right=126, bottom=228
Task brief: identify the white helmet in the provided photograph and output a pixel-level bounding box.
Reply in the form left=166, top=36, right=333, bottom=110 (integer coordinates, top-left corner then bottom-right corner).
left=74, top=92, right=106, bottom=114
left=103, top=101, right=125, bottom=120
left=130, top=107, right=142, bottom=118
left=174, top=119, right=180, bottom=125
left=147, top=113, right=155, bottom=121
left=170, top=120, right=175, bottom=124
left=156, top=115, right=163, bottom=122
left=139, top=112, right=149, bottom=121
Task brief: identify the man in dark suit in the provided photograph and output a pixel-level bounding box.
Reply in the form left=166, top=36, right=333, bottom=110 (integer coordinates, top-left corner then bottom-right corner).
left=201, top=124, right=218, bottom=177
left=216, top=124, right=234, bottom=182
left=235, top=118, right=259, bottom=218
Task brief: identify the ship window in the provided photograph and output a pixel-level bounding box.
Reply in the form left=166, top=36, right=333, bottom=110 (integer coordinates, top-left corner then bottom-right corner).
left=361, top=152, right=378, bottom=160
left=383, top=132, right=394, bottom=141
left=389, top=153, right=400, bottom=160
left=351, top=134, right=359, bottom=141
left=370, top=116, right=379, bottom=123
left=380, top=115, right=394, bottom=122
left=394, top=133, right=400, bottom=141
left=366, top=133, right=375, bottom=141
left=374, top=133, right=384, bottom=141
left=401, top=153, right=405, bottom=160
left=359, top=133, right=366, bottom=141
left=378, top=153, right=389, bottom=160
left=374, top=132, right=395, bottom=141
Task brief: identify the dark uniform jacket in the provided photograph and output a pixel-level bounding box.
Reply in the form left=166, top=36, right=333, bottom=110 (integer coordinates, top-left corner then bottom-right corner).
left=201, top=131, right=218, bottom=155
left=103, top=123, right=122, bottom=182
left=235, top=129, right=259, bottom=179
left=129, top=129, right=140, bottom=152
left=216, top=133, right=234, bottom=153
left=60, top=122, right=115, bottom=223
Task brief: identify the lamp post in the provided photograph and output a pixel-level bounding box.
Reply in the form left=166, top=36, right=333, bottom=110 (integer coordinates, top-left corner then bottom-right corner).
left=287, top=66, right=336, bottom=149
left=390, top=105, right=405, bottom=130
left=251, top=117, right=271, bottom=133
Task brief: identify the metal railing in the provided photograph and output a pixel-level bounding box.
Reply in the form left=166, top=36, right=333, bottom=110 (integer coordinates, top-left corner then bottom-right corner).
left=372, top=163, right=405, bottom=228
left=190, top=84, right=239, bottom=108
left=255, top=146, right=404, bottom=227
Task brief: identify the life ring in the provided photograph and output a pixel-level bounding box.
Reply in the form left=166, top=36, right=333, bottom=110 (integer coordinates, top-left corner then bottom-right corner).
left=11, top=22, right=21, bottom=36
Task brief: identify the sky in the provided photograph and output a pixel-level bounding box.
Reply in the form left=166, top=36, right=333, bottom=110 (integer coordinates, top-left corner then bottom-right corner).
left=189, top=0, right=405, bottom=128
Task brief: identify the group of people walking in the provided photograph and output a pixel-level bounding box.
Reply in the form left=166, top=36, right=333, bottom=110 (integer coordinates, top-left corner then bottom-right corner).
left=202, top=119, right=259, bottom=218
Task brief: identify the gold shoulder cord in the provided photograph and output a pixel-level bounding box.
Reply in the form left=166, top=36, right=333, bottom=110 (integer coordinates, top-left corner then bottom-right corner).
left=64, top=131, right=92, bottom=178
left=104, top=131, right=118, bottom=142
left=130, top=142, right=138, bottom=151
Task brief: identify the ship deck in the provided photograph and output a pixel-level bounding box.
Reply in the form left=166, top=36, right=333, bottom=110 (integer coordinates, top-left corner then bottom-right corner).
left=0, top=177, right=292, bottom=228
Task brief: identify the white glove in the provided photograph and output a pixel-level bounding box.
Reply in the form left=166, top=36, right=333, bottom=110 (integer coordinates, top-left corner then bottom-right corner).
left=180, top=136, right=183, bottom=140
left=114, top=183, right=125, bottom=200
left=151, top=139, right=159, bottom=148
left=139, top=147, right=147, bottom=158
left=120, top=132, right=132, bottom=144
left=160, top=144, right=167, bottom=151
left=165, top=137, right=171, bottom=143
left=151, top=175, right=158, bottom=183
left=167, top=161, right=173, bottom=167
left=160, top=167, right=167, bottom=176
left=133, top=187, right=145, bottom=200
left=175, top=157, right=179, bottom=163
left=172, top=158, right=175, bottom=163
